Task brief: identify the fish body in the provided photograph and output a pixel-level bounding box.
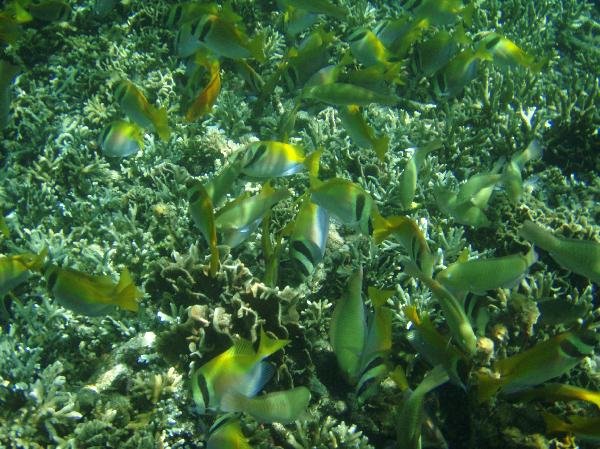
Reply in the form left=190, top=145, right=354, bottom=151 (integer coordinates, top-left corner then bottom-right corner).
left=339, top=105, right=389, bottom=161
left=239, top=141, right=320, bottom=179
left=476, top=329, right=598, bottom=401
left=27, top=0, right=71, bottom=22
left=282, top=0, right=346, bottom=19
left=503, top=140, right=542, bottom=203
left=310, top=178, right=373, bottom=235
left=509, top=383, right=600, bottom=409
left=47, top=267, right=142, bottom=315
left=347, top=28, right=391, bottom=67
left=416, top=29, right=463, bottom=76
left=187, top=181, right=219, bottom=277
left=0, top=13, right=23, bottom=44
left=330, top=269, right=392, bottom=395
left=396, top=141, right=442, bottom=209
left=204, top=162, right=242, bottom=206
left=114, top=80, right=170, bottom=141
left=0, top=248, right=47, bottom=297
left=176, top=14, right=264, bottom=62
left=543, top=412, right=600, bottom=442
left=206, top=417, right=252, bottom=449
left=185, top=58, right=221, bottom=122
left=436, top=48, right=486, bottom=97
left=0, top=60, right=19, bottom=130
left=302, top=82, right=399, bottom=106
left=397, top=365, right=449, bottom=449
left=436, top=248, right=537, bottom=295
left=413, top=0, right=473, bottom=27
left=221, top=387, right=311, bottom=423
left=372, top=212, right=434, bottom=277
left=191, top=328, right=289, bottom=413
left=405, top=306, right=466, bottom=387
left=519, top=221, right=600, bottom=284
left=99, top=120, right=143, bottom=158
left=480, top=33, right=543, bottom=71
left=215, top=183, right=289, bottom=247
left=289, top=198, right=329, bottom=276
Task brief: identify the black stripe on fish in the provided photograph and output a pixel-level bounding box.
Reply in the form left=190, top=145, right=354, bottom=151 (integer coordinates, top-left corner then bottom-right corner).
left=559, top=337, right=587, bottom=358
left=244, top=143, right=268, bottom=168
left=355, top=193, right=365, bottom=222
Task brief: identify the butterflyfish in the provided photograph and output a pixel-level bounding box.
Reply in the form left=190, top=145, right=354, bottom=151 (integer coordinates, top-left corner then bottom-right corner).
left=114, top=80, right=170, bottom=141
left=46, top=266, right=142, bottom=316
left=191, top=328, right=289, bottom=413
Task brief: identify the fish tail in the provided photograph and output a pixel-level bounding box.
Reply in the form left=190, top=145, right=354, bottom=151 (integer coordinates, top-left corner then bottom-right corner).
left=304, top=149, right=322, bottom=178
left=372, top=135, right=389, bottom=162
left=115, top=268, right=141, bottom=312
left=542, top=412, right=569, bottom=434
left=150, top=106, right=171, bottom=141
left=256, top=327, right=289, bottom=360
left=475, top=370, right=504, bottom=403
left=370, top=210, right=391, bottom=244
left=248, top=32, right=266, bottom=63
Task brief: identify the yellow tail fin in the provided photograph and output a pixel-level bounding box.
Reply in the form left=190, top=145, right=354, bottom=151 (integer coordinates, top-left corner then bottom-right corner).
left=257, top=327, right=289, bottom=360
left=115, top=268, right=142, bottom=312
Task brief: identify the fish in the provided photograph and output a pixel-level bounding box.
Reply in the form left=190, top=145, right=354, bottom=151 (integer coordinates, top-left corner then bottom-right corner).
left=204, top=161, right=242, bottom=206
left=175, top=12, right=265, bottom=61
left=371, top=212, right=434, bottom=277
left=26, top=0, right=71, bottom=22
left=0, top=248, right=47, bottom=297
left=330, top=268, right=392, bottom=396
left=92, top=0, right=116, bottom=18
left=185, top=56, right=221, bottom=122
left=479, top=33, right=544, bottom=71
left=114, top=80, right=170, bottom=141
left=310, top=177, right=374, bottom=235
left=396, top=365, right=449, bottom=449
left=289, top=197, right=329, bottom=276
left=221, top=386, right=311, bottom=423
left=214, top=183, right=290, bottom=247
left=395, top=140, right=442, bottom=210
left=347, top=28, right=392, bottom=67
left=542, top=412, right=600, bottom=442
left=190, top=328, right=289, bottom=413
left=519, top=221, right=600, bottom=284
left=435, top=48, right=489, bottom=97
left=206, top=417, right=252, bottom=449
left=46, top=266, right=142, bottom=316
left=0, top=13, right=23, bottom=44
left=503, top=140, right=543, bottom=203
left=99, top=120, right=144, bottom=158
left=4, top=1, right=33, bottom=24
left=476, top=328, right=599, bottom=402
left=281, top=0, right=346, bottom=20
left=338, top=105, right=389, bottom=161
left=0, top=60, right=19, bottom=130
left=166, top=2, right=217, bottom=29
left=301, top=82, right=399, bottom=106
left=375, top=17, right=429, bottom=57
left=412, top=0, right=474, bottom=27
left=238, top=141, right=320, bottom=179
left=404, top=306, right=467, bottom=387
left=403, top=260, right=477, bottom=356
left=435, top=247, right=538, bottom=296
left=415, top=28, right=468, bottom=76
left=508, top=383, right=600, bottom=409
left=187, top=180, right=219, bottom=277
left=435, top=188, right=490, bottom=228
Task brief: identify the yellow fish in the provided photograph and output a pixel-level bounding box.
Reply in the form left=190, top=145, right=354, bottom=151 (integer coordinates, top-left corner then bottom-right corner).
left=543, top=412, right=600, bottom=443
left=191, top=328, right=289, bottom=413
left=99, top=120, right=143, bottom=158
left=185, top=56, right=221, bottom=122
left=187, top=180, right=219, bottom=277
left=46, top=266, right=142, bottom=316
left=338, top=105, right=389, bottom=161
left=206, top=417, right=252, bottom=449
left=114, top=80, right=170, bottom=141
left=0, top=248, right=47, bottom=297
left=239, top=141, right=320, bottom=179
left=289, top=197, right=329, bottom=277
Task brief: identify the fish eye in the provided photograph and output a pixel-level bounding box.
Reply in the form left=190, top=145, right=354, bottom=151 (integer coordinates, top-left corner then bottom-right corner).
left=355, top=194, right=365, bottom=222
left=485, top=36, right=501, bottom=50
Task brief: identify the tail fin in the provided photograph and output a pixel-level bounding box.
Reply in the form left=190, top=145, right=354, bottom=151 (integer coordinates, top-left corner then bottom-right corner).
left=372, top=135, right=390, bottom=162
left=151, top=106, right=171, bottom=141
left=115, top=268, right=142, bottom=312
left=304, top=149, right=322, bottom=178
